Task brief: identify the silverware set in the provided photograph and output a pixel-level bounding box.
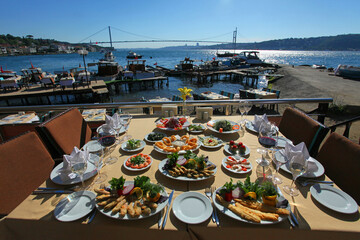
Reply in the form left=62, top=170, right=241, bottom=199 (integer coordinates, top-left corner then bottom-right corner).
left=205, top=186, right=219, bottom=226
left=32, top=187, right=75, bottom=194
left=158, top=189, right=174, bottom=230
left=297, top=179, right=334, bottom=187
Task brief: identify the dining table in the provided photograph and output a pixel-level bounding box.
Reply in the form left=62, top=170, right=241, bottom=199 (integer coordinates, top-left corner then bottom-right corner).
left=0, top=112, right=39, bottom=125
left=201, top=91, right=229, bottom=100
left=2, top=115, right=359, bottom=239
left=245, top=89, right=277, bottom=99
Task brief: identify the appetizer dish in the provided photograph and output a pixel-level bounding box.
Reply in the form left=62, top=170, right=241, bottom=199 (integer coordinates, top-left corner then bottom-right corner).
left=121, top=139, right=145, bottom=152
left=198, top=136, right=223, bottom=149
left=156, top=117, right=190, bottom=130
left=159, top=151, right=217, bottom=181
left=222, top=156, right=252, bottom=174
left=145, top=132, right=167, bottom=143
left=214, top=177, right=290, bottom=224
left=124, top=153, right=152, bottom=171
left=224, top=141, right=250, bottom=156
left=154, top=135, right=199, bottom=154
left=187, top=124, right=205, bottom=133
left=207, top=120, right=240, bottom=134
left=95, top=176, right=168, bottom=220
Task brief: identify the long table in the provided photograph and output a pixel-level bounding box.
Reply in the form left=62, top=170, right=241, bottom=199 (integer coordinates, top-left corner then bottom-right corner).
left=2, top=115, right=360, bottom=239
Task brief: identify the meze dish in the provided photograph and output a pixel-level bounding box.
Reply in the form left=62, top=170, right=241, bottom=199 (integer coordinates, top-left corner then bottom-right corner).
left=187, top=124, right=205, bottom=133
left=214, top=177, right=290, bottom=224
left=156, top=117, right=190, bottom=130
left=224, top=141, right=250, bottom=156
left=158, top=151, right=217, bottom=180
left=154, top=135, right=199, bottom=154
left=95, top=176, right=168, bottom=220
left=198, top=135, right=223, bottom=149
left=207, top=120, right=240, bottom=134
left=124, top=153, right=152, bottom=171
left=145, top=132, right=167, bottom=143
left=222, top=156, right=252, bottom=174
left=121, top=139, right=145, bottom=152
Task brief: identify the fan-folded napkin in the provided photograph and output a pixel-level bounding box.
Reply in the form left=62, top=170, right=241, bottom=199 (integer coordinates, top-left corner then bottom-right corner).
left=59, top=147, right=89, bottom=181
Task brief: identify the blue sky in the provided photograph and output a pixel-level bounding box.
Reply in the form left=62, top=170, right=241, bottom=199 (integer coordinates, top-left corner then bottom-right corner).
left=1, top=0, right=359, bottom=48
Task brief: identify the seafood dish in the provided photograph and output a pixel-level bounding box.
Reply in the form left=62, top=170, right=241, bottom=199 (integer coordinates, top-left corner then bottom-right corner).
left=154, top=135, right=199, bottom=154
left=222, top=156, right=252, bottom=174
left=156, top=117, right=190, bottom=130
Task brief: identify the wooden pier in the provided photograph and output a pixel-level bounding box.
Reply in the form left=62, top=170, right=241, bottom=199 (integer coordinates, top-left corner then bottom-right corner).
left=105, top=76, right=169, bottom=93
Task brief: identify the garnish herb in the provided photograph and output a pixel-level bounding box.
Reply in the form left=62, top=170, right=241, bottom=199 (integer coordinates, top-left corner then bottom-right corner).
left=109, top=176, right=125, bottom=190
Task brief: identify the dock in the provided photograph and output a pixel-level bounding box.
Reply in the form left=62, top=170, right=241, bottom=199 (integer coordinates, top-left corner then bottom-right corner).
left=105, top=76, right=169, bottom=93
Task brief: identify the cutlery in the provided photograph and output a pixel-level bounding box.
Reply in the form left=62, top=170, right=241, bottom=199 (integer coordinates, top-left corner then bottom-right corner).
left=82, top=209, right=96, bottom=224
left=205, top=188, right=215, bottom=223
left=297, top=179, right=334, bottom=187
left=288, top=214, right=296, bottom=227
left=32, top=190, right=73, bottom=194
left=211, top=186, right=220, bottom=227
left=290, top=209, right=299, bottom=226
left=158, top=210, right=164, bottom=229
left=37, top=187, right=75, bottom=191
left=161, top=189, right=174, bottom=230
left=277, top=186, right=297, bottom=228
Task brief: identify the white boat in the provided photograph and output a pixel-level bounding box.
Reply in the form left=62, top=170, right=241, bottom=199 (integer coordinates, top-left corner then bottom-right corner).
left=175, top=58, right=197, bottom=71
left=335, top=65, right=360, bottom=79
left=126, top=51, right=142, bottom=59
left=235, top=51, right=263, bottom=65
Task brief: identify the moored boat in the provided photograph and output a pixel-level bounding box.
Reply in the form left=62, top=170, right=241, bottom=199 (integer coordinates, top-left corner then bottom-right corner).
left=175, top=57, right=197, bottom=71
left=126, top=51, right=142, bottom=59
left=235, top=51, right=263, bottom=65
left=216, top=51, right=236, bottom=58
left=335, top=65, right=360, bottom=79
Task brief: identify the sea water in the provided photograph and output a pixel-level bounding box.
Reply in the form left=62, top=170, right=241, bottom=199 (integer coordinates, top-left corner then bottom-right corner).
left=1, top=49, right=359, bottom=102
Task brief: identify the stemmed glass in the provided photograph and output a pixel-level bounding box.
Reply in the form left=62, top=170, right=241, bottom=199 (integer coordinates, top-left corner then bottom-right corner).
left=271, top=150, right=289, bottom=185
left=70, top=158, right=88, bottom=190
left=258, top=122, right=277, bottom=149
left=98, top=124, right=117, bottom=165
left=92, top=152, right=107, bottom=184
left=283, top=155, right=308, bottom=196
left=239, top=100, right=246, bottom=124
left=120, top=112, right=132, bottom=142
left=243, top=101, right=252, bottom=123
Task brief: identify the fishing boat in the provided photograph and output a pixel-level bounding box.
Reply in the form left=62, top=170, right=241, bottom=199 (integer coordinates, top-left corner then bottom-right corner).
left=175, top=57, right=197, bottom=71
left=126, top=51, right=142, bottom=59
left=0, top=67, right=17, bottom=79
left=216, top=51, right=236, bottom=58
left=335, top=65, right=360, bottom=79
left=123, top=59, right=162, bottom=80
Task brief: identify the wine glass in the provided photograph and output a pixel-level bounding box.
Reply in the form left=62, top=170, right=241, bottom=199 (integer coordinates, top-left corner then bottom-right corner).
left=70, top=158, right=88, bottom=190
left=239, top=100, right=246, bottom=124
left=120, top=112, right=132, bottom=142
left=97, top=124, right=117, bottom=165
left=271, top=150, right=289, bottom=185
left=92, top=153, right=107, bottom=184
left=283, top=155, right=308, bottom=196
left=258, top=122, right=277, bottom=149
left=270, top=121, right=279, bottom=147
left=243, top=101, right=252, bottom=123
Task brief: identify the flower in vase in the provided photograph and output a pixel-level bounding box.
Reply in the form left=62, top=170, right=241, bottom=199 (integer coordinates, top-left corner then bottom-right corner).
left=178, top=87, right=193, bottom=101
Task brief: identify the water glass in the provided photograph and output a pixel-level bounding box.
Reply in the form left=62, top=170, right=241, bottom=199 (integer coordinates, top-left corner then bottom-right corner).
left=70, top=160, right=87, bottom=190
left=271, top=150, right=288, bottom=185
left=239, top=100, right=246, bottom=124
left=283, top=155, right=308, bottom=196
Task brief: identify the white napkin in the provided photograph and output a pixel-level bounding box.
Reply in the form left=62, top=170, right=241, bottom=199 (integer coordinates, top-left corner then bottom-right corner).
left=280, top=142, right=318, bottom=173
left=252, top=114, right=269, bottom=131
left=58, top=147, right=89, bottom=182
left=105, top=113, right=122, bottom=130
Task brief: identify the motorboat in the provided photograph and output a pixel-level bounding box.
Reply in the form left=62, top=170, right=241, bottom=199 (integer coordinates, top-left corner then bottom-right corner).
left=216, top=51, right=236, bottom=58
left=93, top=51, right=122, bottom=81
left=175, top=58, right=197, bottom=71
left=123, top=59, right=162, bottom=80
left=0, top=67, right=17, bottom=79
left=235, top=51, right=263, bottom=65
left=126, top=51, right=142, bottom=59
left=335, top=65, right=360, bottom=79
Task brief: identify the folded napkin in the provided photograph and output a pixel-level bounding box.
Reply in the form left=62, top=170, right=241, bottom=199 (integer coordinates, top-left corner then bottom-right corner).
left=105, top=113, right=122, bottom=130
left=280, top=142, right=318, bottom=173
left=252, top=114, right=269, bottom=131
left=58, top=147, right=89, bottom=182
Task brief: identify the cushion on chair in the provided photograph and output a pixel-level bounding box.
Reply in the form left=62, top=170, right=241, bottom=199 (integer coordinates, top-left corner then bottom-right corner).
left=316, top=132, right=360, bottom=204
left=0, top=132, right=54, bottom=215
left=279, top=107, right=320, bottom=148
left=0, top=123, right=39, bottom=142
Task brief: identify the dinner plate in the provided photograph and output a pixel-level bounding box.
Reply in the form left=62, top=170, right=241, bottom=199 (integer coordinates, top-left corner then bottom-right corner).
left=172, top=192, right=212, bottom=224
left=153, top=143, right=201, bottom=155
left=123, top=154, right=153, bottom=171
left=275, top=152, right=325, bottom=178
left=224, top=144, right=250, bottom=156
left=155, top=117, right=190, bottom=131
left=275, top=136, right=293, bottom=148
left=54, top=191, right=96, bottom=222
left=310, top=184, right=358, bottom=214
left=198, top=136, right=223, bottom=149
left=245, top=121, right=279, bottom=134
left=97, top=125, right=128, bottom=136
left=186, top=124, right=206, bottom=133
left=212, top=187, right=290, bottom=225
left=83, top=140, right=104, bottom=153
left=96, top=181, right=168, bottom=220
left=121, top=139, right=146, bottom=152
left=50, top=161, right=98, bottom=185
left=144, top=132, right=167, bottom=143
left=207, top=120, right=240, bottom=134
left=222, top=156, right=252, bottom=174
left=158, top=158, right=217, bottom=181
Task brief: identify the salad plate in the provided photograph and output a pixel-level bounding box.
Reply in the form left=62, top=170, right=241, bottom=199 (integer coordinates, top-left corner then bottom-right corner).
left=54, top=191, right=96, bottom=222
left=121, top=139, right=146, bottom=152
left=50, top=161, right=98, bottom=185
left=186, top=124, right=206, bottom=133
left=198, top=136, right=223, bottom=149
left=123, top=153, right=153, bottom=171
left=144, top=132, right=167, bottom=143
left=156, top=117, right=190, bottom=131
left=224, top=144, right=250, bottom=156
left=96, top=180, right=168, bottom=220
left=83, top=140, right=104, bottom=153
left=207, top=120, right=241, bottom=134
left=310, top=184, right=358, bottom=214
left=222, top=156, right=252, bottom=174
left=172, top=192, right=212, bottom=224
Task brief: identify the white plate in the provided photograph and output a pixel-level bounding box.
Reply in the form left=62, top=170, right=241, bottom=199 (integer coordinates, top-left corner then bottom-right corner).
left=121, top=139, right=146, bottom=152
left=144, top=132, right=167, bottom=143
left=276, top=152, right=325, bottom=178
left=97, top=125, right=128, bottom=136
left=224, top=144, right=250, bottom=156
left=245, top=121, right=279, bottom=134
left=207, top=120, right=240, bottom=134
left=50, top=161, right=98, bottom=185
left=275, top=136, right=293, bottom=148
left=212, top=187, right=290, bottom=225
left=155, top=117, right=190, bottom=131
left=158, top=158, right=217, bottom=181
left=153, top=142, right=201, bottom=155
left=222, top=156, right=252, bottom=174
left=54, top=191, right=96, bottom=222
left=96, top=181, right=168, bottom=220
left=198, top=136, right=223, bottom=149
left=172, top=192, right=212, bottom=224
left=83, top=140, right=104, bottom=153
left=123, top=154, right=153, bottom=171
left=310, top=184, right=358, bottom=214
left=186, top=124, right=206, bottom=133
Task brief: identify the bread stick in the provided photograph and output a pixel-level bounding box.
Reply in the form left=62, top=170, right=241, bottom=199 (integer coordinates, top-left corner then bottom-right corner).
left=234, top=203, right=279, bottom=221
left=234, top=199, right=290, bottom=215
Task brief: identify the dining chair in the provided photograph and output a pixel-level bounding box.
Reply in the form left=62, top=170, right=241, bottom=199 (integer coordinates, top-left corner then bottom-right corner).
left=278, top=107, right=329, bottom=157
left=36, top=108, right=92, bottom=159
left=316, top=132, right=360, bottom=204
left=0, top=131, right=54, bottom=216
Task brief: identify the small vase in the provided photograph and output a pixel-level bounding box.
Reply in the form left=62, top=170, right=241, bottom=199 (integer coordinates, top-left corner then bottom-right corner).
left=182, top=100, right=188, bottom=118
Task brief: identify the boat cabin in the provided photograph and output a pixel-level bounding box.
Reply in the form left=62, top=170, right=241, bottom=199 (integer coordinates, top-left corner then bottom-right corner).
left=127, top=60, right=146, bottom=72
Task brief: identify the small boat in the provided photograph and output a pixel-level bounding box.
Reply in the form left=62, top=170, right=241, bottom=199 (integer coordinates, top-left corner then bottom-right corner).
left=123, top=59, right=162, bottom=80
left=0, top=66, right=17, bottom=79
left=235, top=51, right=263, bottom=65
left=126, top=51, right=142, bottom=59
left=335, top=65, right=360, bottom=79
left=175, top=57, right=197, bottom=71
left=312, top=64, right=326, bottom=69
left=216, top=51, right=236, bottom=58
left=94, top=51, right=122, bottom=81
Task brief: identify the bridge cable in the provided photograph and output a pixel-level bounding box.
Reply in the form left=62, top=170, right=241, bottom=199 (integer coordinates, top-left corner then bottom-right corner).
left=110, top=26, right=162, bottom=40
left=78, top=27, right=108, bottom=43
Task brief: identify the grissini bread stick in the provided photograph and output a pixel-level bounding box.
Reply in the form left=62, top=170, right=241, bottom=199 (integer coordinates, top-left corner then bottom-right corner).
left=234, top=203, right=279, bottom=221
left=234, top=199, right=290, bottom=215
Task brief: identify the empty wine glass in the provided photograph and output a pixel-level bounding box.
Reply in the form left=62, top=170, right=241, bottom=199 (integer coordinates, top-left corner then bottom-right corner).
left=120, top=112, right=132, bottom=142
left=92, top=153, right=107, bottom=184
left=243, top=101, right=252, bottom=123
left=271, top=150, right=289, bottom=185
left=239, top=100, right=246, bottom=124
left=70, top=158, right=87, bottom=190
left=97, top=124, right=117, bottom=165
left=283, top=155, right=308, bottom=196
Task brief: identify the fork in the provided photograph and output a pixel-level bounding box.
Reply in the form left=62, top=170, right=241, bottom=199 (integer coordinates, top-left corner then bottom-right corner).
left=297, top=179, right=334, bottom=187
left=205, top=188, right=215, bottom=223
left=211, top=186, right=220, bottom=226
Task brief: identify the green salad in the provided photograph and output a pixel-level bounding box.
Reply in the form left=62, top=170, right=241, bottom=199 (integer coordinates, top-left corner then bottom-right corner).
left=214, top=120, right=232, bottom=131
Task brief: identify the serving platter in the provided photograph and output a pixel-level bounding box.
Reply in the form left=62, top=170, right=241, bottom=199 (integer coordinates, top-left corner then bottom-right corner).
left=153, top=143, right=200, bottom=155
left=121, top=139, right=146, bottom=152
left=158, top=159, right=217, bottom=181
left=207, top=120, right=240, bottom=134
left=95, top=181, right=168, bottom=220
left=155, top=117, right=190, bottom=131
left=224, top=144, right=250, bottom=156
left=144, top=132, right=167, bottom=143
left=186, top=124, right=206, bottom=133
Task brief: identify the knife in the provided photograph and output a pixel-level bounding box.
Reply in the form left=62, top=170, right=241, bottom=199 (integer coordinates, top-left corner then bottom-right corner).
left=290, top=209, right=299, bottom=226
left=32, top=190, right=73, bottom=194
left=161, top=190, right=174, bottom=230
left=158, top=210, right=164, bottom=229
left=277, top=186, right=298, bottom=227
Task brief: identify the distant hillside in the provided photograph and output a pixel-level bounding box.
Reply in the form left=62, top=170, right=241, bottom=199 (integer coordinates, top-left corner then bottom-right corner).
left=204, top=34, right=360, bottom=51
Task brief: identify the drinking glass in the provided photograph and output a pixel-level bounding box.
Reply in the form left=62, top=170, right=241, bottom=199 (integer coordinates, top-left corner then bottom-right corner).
left=243, top=101, right=252, bottom=123
left=283, top=155, right=308, bottom=196
left=98, top=124, right=117, bottom=165
left=92, top=153, right=107, bottom=184
left=258, top=122, right=277, bottom=149
left=271, top=150, right=289, bottom=185
left=120, top=112, right=132, bottom=142
left=70, top=159, right=88, bottom=190
left=270, top=121, right=279, bottom=147
left=239, top=100, right=246, bottom=124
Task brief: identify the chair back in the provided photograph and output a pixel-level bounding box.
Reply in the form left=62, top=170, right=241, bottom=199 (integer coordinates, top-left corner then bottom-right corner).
left=279, top=107, right=329, bottom=156
left=247, top=92, right=257, bottom=99
left=0, top=132, right=54, bottom=215
left=0, top=123, right=39, bottom=143
left=36, top=108, right=92, bottom=158
left=316, top=132, right=360, bottom=204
